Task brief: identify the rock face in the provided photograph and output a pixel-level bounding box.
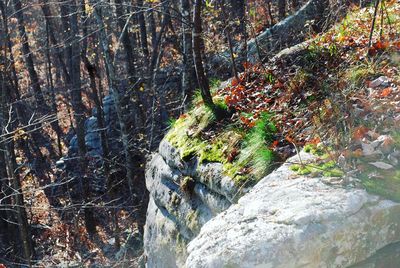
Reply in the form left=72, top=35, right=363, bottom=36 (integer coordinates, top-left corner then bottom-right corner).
left=185, top=152, right=400, bottom=268
left=144, top=143, right=400, bottom=267
left=144, top=140, right=248, bottom=267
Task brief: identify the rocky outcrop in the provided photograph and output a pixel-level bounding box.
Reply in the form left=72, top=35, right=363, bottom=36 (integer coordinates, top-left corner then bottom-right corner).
left=186, top=152, right=400, bottom=268
left=144, top=143, right=400, bottom=267
left=144, top=140, right=249, bottom=267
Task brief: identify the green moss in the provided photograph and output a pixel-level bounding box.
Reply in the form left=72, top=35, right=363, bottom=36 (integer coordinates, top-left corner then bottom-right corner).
left=360, top=170, right=400, bottom=202
left=346, top=64, right=375, bottom=85
left=210, top=78, right=222, bottom=89
left=290, top=160, right=344, bottom=178
left=321, top=160, right=336, bottom=169
left=392, top=131, right=400, bottom=147
left=304, top=143, right=329, bottom=158
left=198, top=142, right=225, bottom=163
left=186, top=210, right=200, bottom=233
left=165, top=105, right=216, bottom=161
left=323, top=168, right=345, bottom=177
left=297, top=165, right=313, bottom=175
left=175, top=233, right=188, bottom=255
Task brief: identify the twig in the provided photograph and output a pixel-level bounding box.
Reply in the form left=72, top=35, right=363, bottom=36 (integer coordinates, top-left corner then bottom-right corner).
left=368, top=0, right=381, bottom=48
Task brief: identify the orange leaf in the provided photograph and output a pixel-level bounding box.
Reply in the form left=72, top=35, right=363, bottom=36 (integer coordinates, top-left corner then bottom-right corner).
left=285, top=136, right=295, bottom=144
left=271, top=140, right=279, bottom=148
left=308, top=137, right=321, bottom=145
left=231, top=77, right=239, bottom=86
left=380, top=87, right=392, bottom=97
left=352, top=149, right=364, bottom=158
left=242, top=61, right=252, bottom=69
left=353, top=126, right=369, bottom=140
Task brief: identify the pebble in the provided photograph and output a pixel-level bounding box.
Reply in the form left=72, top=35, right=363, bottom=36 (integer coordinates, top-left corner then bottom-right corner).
left=369, top=76, right=390, bottom=88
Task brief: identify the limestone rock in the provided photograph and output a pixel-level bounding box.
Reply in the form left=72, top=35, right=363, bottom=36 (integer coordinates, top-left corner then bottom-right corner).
left=144, top=148, right=236, bottom=267
left=186, top=154, right=400, bottom=268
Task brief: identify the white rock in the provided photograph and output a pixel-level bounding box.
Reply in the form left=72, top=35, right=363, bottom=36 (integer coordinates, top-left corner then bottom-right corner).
left=362, top=142, right=378, bottom=156
left=369, top=76, right=389, bottom=88
left=186, top=155, right=400, bottom=268
left=369, top=161, right=394, bottom=170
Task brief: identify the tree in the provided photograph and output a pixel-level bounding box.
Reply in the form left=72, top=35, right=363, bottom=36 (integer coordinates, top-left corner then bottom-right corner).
left=90, top=0, right=138, bottom=201
left=12, top=0, right=46, bottom=109
left=180, top=0, right=195, bottom=109
left=278, top=0, right=286, bottom=19
left=192, top=0, right=217, bottom=112
left=0, top=53, right=35, bottom=265
left=67, top=0, right=96, bottom=234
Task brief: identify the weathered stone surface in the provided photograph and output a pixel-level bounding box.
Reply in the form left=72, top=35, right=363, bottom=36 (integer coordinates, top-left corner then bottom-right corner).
left=158, top=140, right=244, bottom=202
left=159, top=139, right=187, bottom=171
left=144, top=150, right=235, bottom=267
left=186, top=153, right=400, bottom=268
left=195, top=163, right=243, bottom=203
left=144, top=197, right=186, bottom=268
left=350, top=242, right=400, bottom=268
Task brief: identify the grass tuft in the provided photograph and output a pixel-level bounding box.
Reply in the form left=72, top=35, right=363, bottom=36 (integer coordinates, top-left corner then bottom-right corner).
left=237, top=112, right=276, bottom=178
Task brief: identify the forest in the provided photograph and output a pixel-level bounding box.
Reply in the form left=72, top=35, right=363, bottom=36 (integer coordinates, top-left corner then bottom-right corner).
left=0, top=0, right=399, bottom=267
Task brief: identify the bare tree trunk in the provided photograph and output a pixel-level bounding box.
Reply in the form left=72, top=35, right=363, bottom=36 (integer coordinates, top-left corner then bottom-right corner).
left=45, top=20, right=63, bottom=157
left=221, top=0, right=239, bottom=81
left=192, top=0, right=216, bottom=111
left=69, top=0, right=96, bottom=234
left=278, top=0, right=286, bottom=19
left=5, top=139, right=34, bottom=265
left=0, top=144, right=11, bottom=250
left=230, top=0, right=247, bottom=55
left=2, top=0, right=53, bottom=166
left=180, top=0, right=195, bottom=109
left=12, top=0, right=46, bottom=109
left=0, top=71, right=35, bottom=266
left=114, top=0, right=136, bottom=83
left=147, top=2, right=157, bottom=50
left=90, top=0, right=137, bottom=200
left=59, top=0, right=73, bottom=76
left=137, top=0, right=150, bottom=68
left=114, top=0, right=145, bottom=127
left=40, top=0, right=71, bottom=84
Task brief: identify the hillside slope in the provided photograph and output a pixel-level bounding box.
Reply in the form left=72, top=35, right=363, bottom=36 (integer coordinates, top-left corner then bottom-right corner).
left=144, top=3, right=400, bottom=267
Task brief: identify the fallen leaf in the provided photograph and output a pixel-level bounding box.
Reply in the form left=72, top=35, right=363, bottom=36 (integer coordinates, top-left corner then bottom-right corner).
left=380, top=87, right=392, bottom=97
left=353, top=126, right=369, bottom=140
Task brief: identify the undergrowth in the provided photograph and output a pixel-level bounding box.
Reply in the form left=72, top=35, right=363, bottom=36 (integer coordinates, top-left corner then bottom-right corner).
left=237, top=113, right=276, bottom=178
left=166, top=3, right=400, bottom=193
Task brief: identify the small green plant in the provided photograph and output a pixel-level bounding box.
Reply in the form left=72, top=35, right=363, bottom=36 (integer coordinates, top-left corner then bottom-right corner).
left=237, top=112, right=277, bottom=178
left=167, top=117, right=177, bottom=128
left=209, top=78, right=222, bottom=90
left=264, top=72, right=275, bottom=84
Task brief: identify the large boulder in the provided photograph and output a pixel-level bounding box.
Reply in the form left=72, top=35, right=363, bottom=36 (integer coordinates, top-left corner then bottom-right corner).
left=186, top=153, right=400, bottom=268
left=143, top=140, right=242, bottom=267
